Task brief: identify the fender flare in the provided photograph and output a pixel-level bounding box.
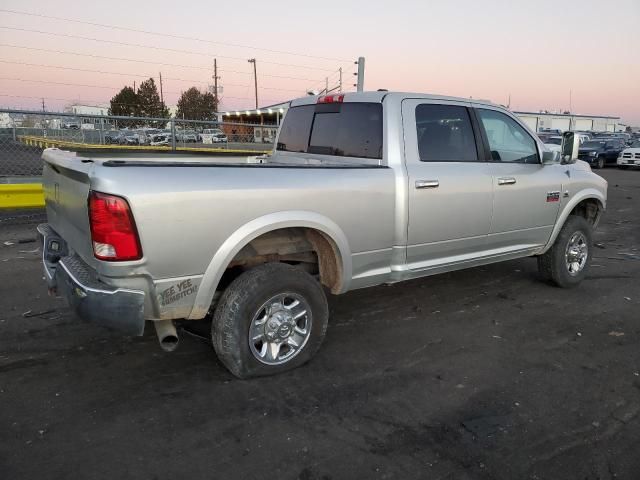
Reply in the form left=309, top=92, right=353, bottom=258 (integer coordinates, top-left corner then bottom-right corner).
left=541, top=189, right=606, bottom=253
left=188, top=211, right=353, bottom=319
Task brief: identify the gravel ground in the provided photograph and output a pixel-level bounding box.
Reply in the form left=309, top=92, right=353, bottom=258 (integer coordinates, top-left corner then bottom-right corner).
left=0, top=168, right=639, bottom=480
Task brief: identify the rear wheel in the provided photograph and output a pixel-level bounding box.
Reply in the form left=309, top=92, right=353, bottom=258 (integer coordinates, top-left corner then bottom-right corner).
left=212, top=263, right=329, bottom=379
left=537, top=215, right=592, bottom=288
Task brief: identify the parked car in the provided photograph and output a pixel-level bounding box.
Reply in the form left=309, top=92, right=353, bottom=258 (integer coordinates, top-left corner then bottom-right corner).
left=176, top=130, right=198, bottom=143
left=617, top=140, right=640, bottom=169
left=539, top=128, right=562, bottom=135
left=38, top=91, right=607, bottom=379
left=577, top=133, right=591, bottom=144
left=62, top=121, right=80, bottom=129
left=104, top=131, right=124, bottom=145
left=536, top=132, right=554, bottom=143
left=150, top=134, right=170, bottom=146
left=539, top=133, right=588, bottom=151
left=120, top=131, right=140, bottom=146
left=578, top=139, right=626, bottom=169
left=200, top=128, right=228, bottom=144
left=133, top=130, right=151, bottom=146
left=543, top=136, right=563, bottom=153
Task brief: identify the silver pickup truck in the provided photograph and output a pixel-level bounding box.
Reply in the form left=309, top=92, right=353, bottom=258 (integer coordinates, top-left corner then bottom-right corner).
left=39, top=91, right=607, bottom=378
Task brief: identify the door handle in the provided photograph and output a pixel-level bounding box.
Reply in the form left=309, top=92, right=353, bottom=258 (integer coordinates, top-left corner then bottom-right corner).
left=415, top=179, right=439, bottom=189
left=497, top=177, right=516, bottom=186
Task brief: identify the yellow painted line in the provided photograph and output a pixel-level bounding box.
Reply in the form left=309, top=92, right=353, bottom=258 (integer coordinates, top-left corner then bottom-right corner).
left=0, top=183, right=44, bottom=209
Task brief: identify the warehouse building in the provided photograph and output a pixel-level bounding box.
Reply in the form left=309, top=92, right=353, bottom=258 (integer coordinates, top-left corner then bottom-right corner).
left=514, top=111, right=624, bottom=133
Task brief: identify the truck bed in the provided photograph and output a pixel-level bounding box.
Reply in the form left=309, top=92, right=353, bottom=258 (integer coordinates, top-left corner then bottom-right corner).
left=41, top=148, right=397, bottom=319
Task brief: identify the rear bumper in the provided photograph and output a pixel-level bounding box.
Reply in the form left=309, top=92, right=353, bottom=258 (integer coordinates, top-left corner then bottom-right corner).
left=37, top=224, right=145, bottom=335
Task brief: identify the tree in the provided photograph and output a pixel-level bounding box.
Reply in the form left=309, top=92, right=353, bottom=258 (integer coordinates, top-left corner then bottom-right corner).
left=108, top=86, right=138, bottom=118
left=176, top=87, right=217, bottom=121
left=136, top=78, right=169, bottom=121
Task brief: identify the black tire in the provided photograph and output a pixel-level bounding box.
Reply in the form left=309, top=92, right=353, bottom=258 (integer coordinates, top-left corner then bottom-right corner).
left=537, top=215, right=592, bottom=288
left=596, top=156, right=605, bottom=169
left=212, top=263, right=329, bottom=379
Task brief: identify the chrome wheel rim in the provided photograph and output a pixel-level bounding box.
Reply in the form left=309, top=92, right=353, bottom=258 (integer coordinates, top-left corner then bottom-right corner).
left=565, top=231, right=588, bottom=276
left=249, top=293, right=312, bottom=365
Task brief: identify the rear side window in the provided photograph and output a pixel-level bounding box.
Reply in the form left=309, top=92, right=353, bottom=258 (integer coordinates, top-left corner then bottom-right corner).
left=276, top=105, right=315, bottom=153
left=415, top=104, right=478, bottom=162
left=277, top=103, right=383, bottom=159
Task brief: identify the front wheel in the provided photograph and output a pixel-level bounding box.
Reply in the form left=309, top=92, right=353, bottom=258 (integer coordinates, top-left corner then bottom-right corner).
left=537, top=215, right=592, bottom=288
left=596, top=156, right=605, bottom=169
left=212, top=263, right=329, bottom=378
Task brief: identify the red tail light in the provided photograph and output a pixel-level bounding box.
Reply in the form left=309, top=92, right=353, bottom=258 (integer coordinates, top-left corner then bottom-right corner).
left=88, top=191, right=142, bottom=261
left=317, top=94, right=344, bottom=104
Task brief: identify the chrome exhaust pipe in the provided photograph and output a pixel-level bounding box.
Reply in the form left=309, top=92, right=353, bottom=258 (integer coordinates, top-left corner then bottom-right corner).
left=154, top=320, right=179, bottom=352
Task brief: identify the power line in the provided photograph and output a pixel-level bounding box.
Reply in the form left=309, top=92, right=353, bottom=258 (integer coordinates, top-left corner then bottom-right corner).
left=0, top=8, right=352, bottom=63
left=0, top=93, right=287, bottom=110
left=0, top=44, right=324, bottom=82
left=0, top=26, right=339, bottom=72
left=0, top=59, right=311, bottom=93
left=0, top=93, right=159, bottom=107
left=0, top=60, right=212, bottom=84
left=0, top=77, right=286, bottom=102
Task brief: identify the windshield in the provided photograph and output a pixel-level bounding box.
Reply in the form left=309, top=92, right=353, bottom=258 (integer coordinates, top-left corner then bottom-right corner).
left=582, top=141, right=605, bottom=149
left=545, top=138, right=562, bottom=145
left=631, top=140, right=640, bottom=148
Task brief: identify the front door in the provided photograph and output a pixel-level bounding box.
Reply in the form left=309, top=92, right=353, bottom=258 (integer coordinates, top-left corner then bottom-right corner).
left=474, top=107, right=562, bottom=249
left=402, top=100, right=493, bottom=271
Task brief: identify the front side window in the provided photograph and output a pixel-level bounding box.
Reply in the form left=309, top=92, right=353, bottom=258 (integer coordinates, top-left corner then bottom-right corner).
left=415, top=104, right=478, bottom=162
left=477, top=109, right=539, bottom=163
left=277, top=103, right=383, bottom=159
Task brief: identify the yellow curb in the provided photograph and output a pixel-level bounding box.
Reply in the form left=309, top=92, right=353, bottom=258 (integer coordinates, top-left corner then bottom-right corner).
left=0, top=183, right=45, bottom=209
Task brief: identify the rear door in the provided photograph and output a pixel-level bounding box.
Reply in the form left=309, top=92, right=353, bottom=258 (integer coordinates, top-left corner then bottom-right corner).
left=402, top=99, right=493, bottom=271
left=474, top=106, right=562, bottom=249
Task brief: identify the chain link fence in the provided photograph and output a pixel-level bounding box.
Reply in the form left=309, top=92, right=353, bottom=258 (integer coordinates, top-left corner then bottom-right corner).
left=0, top=108, right=280, bottom=224
left=1, top=109, right=279, bottom=178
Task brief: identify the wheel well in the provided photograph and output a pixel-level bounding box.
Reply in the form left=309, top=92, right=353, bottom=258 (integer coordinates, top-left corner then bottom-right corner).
left=219, top=227, right=343, bottom=294
left=569, top=198, right=602, bottom=225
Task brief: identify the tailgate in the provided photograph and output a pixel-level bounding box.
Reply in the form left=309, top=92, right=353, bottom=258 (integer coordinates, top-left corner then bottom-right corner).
left=42, top=149, right=95, bottom=263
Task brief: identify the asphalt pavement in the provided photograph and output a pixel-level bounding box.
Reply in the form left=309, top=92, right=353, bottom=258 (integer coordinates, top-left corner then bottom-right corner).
left=1, top=168, right=639, bottom=480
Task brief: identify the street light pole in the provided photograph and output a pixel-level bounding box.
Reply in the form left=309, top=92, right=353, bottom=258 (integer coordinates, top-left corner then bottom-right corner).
left=248, top=58, right=258, bottom=109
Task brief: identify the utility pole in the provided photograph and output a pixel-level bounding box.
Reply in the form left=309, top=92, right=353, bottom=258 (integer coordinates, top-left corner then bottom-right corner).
left=213, top=59, right=220, bottom=113
left=41, top=98, right=45, bottom=112
left=159, top=72, right=164, bottom=106
left=355, top=57, right=365, bottom=92
left=248, top=58, right=258, bottom=109
left=325, top=77, right=329, bottom=94
left=339, top=67, right=342, bottom=93
left=133, top=81, right=136, bottom=93
left=569, top=89, right=572, bottom=113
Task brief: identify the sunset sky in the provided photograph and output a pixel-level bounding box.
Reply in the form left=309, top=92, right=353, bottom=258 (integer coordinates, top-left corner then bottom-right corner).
left=0, top=0, right=638, bottom=124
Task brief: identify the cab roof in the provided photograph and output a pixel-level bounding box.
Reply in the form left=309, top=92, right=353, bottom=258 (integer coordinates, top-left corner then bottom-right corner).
left=290, top=91, right=498, bottom=108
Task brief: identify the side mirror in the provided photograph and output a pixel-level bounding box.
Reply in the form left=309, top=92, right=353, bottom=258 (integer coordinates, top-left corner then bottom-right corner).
left=542, top=150, right=561, bottom=164
left=561, top=131, right=580, bottom=164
